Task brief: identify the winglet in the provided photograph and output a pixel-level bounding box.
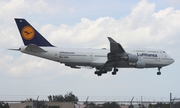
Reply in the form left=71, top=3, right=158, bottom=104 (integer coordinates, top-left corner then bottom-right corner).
left=107, top=37, right=125, bottom=53
left=108, top=37, right=117, bottom=43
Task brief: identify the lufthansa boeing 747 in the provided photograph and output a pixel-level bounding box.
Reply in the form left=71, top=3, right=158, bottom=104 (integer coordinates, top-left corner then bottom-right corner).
left=11, top=18, right=174, bottom=76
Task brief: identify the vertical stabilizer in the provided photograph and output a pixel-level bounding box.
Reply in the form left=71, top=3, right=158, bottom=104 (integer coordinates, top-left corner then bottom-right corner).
left=15, top=18, right=53, bottom=46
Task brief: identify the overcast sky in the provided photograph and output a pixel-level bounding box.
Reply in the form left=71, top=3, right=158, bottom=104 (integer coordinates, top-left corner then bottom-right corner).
left=0, top=0, right=180, bottom=102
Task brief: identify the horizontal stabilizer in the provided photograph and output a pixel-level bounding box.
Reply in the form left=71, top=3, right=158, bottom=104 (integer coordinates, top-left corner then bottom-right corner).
left=8, top=48, right=20, bottom=51
left=25, top=44, right=47, bottom=52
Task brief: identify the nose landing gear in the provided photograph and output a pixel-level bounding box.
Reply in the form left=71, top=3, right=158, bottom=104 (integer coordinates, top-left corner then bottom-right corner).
left=157, top=67, right=161, bottom=75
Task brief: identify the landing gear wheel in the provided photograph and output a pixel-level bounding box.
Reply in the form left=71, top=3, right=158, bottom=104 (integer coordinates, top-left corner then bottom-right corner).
left=157, top=72, right=161, bottom=75
left=112, top=72, right=116, bottom=75
left=115, top=68, right=118, bottom=72
left=95, top=71, right=102, bottom=76
left=97, top=73, right=102, bottom=76
left=112, top=67, right=118, bottom=75
left=157, top=67, right=162, bottom=75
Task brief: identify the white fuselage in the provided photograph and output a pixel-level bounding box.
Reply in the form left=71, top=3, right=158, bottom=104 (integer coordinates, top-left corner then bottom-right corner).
left=19, top=46, right=174, bottom=69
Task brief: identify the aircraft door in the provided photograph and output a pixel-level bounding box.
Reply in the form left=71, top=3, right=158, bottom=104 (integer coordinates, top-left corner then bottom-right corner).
left=90, top=53, right=93, bottom=60
left=157, top=51, right=161, bottom=62
left=54, top=52, right=59, bottom=62
left=137, top=52, right=143, bottom=61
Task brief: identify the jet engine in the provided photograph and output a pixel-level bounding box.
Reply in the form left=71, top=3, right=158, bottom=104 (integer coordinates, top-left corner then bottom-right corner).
left=128, top=61, right=146, bottom=68
left=120, top=54, right=138, bottom=62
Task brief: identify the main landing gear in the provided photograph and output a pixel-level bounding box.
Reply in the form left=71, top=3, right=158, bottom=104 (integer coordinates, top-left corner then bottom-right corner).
left=112, top=67, right=118, bottom=75
left=94, top=70, right=107, bottom=76
left=157, top=67, right=161, bottom=75
left=94, top=67, right=118, bottom=76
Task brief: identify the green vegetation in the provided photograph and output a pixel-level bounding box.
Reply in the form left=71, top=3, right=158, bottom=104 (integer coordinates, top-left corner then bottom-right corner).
left=85, top=102, right=120, bottom=108
left=148, top=102, right=169, bottom=108
left=48, top=92, right=78, bottom=103
left=0, top=102, right=9, bottom=108
left=1, top=92, right=180, bottom=108
left=148, top=102, right=180, bottom=108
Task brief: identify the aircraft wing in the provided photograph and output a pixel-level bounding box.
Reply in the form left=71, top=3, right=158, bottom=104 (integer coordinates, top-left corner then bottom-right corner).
left=98, top=57, right=116, bottom=71
left=107, top=37, right=125, bottom=53
left=97, top=37, right=126, bottom=74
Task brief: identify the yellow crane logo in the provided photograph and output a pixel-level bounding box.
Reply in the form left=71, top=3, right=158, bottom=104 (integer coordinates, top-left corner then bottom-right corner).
left=21, top=26, right=35, bottom=40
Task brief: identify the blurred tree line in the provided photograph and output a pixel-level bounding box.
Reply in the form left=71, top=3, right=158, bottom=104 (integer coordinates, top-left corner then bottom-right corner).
left=84, top=102, right=180, bottom=108
left=1, top=92, right=180, bottom=108
left=0, top=102, right=9, bottom=108
left=148, top=102, right=170, bottom=108
left=47, top=92, right=78, bottom=103
left=148, top=102, right=180, bottom=108
left=84, top=102, right=120, bottom=108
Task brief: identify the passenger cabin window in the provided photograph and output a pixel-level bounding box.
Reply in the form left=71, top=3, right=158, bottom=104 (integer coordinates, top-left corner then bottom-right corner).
left=148, top=51, right=157, bottom=53
left=136, top=50, right=145, bottom=52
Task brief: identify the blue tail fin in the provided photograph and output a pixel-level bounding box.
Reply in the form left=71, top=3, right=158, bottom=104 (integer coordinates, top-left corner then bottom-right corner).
left=15, top=18, right=53, bottom=46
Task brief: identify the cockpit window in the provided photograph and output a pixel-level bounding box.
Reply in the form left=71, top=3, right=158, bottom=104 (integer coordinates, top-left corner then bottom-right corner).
left=163, top=51, right=166, bottom=53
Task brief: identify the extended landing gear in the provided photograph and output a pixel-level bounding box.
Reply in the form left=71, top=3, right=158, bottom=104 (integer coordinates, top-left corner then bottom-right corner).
left=157, top=67, right=161, bottom=75
left=94, top=70, right=107, bottom=76
left=97, top=73, right=102, bottom=76
left=94, top=67, right=119, bottom=76
left=112, top=68, right=118, bottom=75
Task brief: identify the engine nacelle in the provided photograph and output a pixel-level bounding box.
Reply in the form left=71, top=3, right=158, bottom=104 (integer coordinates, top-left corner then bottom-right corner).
left=121, top=54, right=138, bottom=62
left=135, top=61, right=146, bottom=68
left=128, top=61, right=146, bottom=68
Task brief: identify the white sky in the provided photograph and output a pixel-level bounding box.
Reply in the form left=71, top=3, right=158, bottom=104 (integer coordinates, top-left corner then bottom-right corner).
left=0, top=0, right=180, bottom=101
